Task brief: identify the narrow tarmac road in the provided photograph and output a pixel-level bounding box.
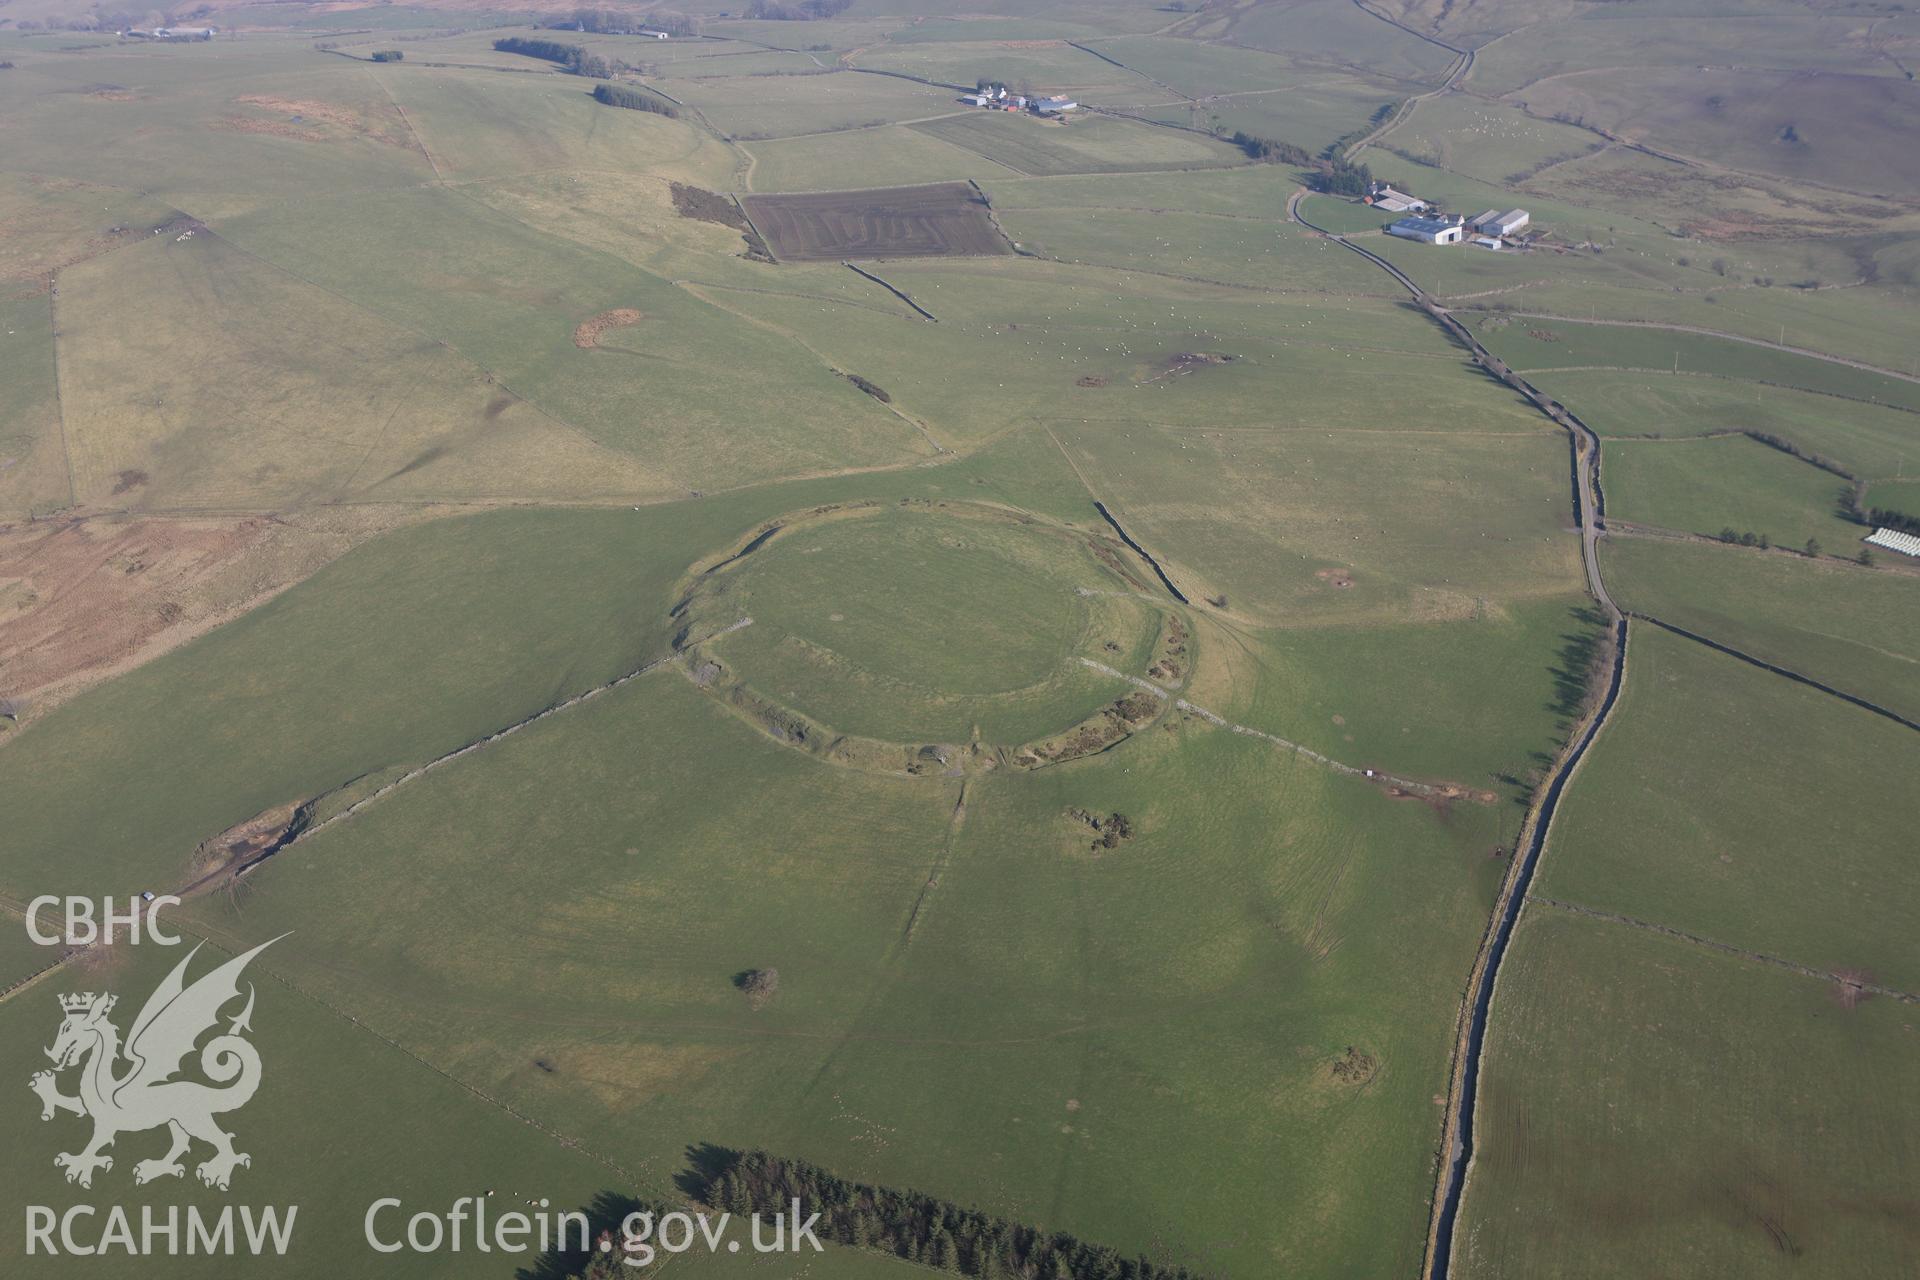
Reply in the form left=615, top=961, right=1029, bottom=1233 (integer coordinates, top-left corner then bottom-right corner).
left=1289, top=188, right=1626, bottom=1279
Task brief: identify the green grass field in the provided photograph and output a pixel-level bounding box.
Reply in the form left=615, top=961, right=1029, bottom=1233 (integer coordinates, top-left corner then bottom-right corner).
left=845, top=39, right=1141, bottom=97
left=1388, top=94, right=1604, bottom=188
left=1600, top=435, right=1863, bottom=549
left=1469, top=316, right=1920, bottom=416
left=688, top=503, right=1150, bottom=743
left=668, top=71, right=958, bottom=141
left=1525, top=370, right=1920, bottom=481
left=911, top=111, right=1246, bottom=176
left=1602, top=536, right=1920, bottom=723
left=1213, top=0, right=1460, bottom=84
left=1049, top=414, right=1583, bottom=628
left=158, top=669, right=1508, bottom=1278
left=0, top=291, right=66, bottom=517
left=1456, top=907, right=1920, bottom=1279
left=741, top=124, right=994, bottom=191
left=994, top=204, right=1387, bottom=292
left=1511, top=66, right=1920, bottom=196
left=1538, top=624, right=1920, bottom=987
left=1864, top=476, right=1920, bottom=517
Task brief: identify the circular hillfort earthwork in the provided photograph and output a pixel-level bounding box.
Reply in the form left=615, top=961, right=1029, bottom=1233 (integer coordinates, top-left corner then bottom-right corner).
left=668, top=499, right=1193, bottom=777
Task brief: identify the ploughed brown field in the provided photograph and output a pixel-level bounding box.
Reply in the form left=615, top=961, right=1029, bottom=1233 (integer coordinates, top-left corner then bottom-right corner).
left=740, top=181, right=1013, bottom=262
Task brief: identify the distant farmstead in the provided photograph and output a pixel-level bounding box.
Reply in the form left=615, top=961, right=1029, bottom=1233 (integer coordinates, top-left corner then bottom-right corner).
left=1032, top=95, right=1078, bottom=114
left=1387, top=215, right=1465, bottom=245
left=1865, top=527, right=1920, bottom=557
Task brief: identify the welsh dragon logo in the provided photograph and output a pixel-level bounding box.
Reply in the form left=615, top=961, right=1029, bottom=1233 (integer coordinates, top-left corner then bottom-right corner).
left=29, top=937, right=283, bottom=1191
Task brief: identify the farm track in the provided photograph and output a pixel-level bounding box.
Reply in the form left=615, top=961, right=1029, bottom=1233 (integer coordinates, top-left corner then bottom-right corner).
left=1089, top=658, right=1484, bottom=799
left=1530, top=896, right=1920, bottom=1005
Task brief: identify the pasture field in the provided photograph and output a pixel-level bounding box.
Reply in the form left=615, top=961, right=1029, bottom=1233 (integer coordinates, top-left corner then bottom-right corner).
left=1523, top=370, right=1920, bottom=481
left=1464, top=6, right=1904, bottom=95
left=1510, top=67, right=1920, bottom=196
left=700, top=17, right=914, bottom=55
left=1601, top=537, right=1920, bottom=723
left=1537, top=624, right=1920, bottom=987
left=740, top=123, right=998, bottom=192
left=1048, top=416, right=1584, bottom=627
left=1141, top=77, right=1403, bottom=160
left=0, top=906, right=61, bottom=992
left=162, top=669, right=1510, bottom=1279
left=1598, top=435, right=1862, bottom=549
left=1472, top=273, right=1920, bottom=380
left=1078, top=35, right=1317, bottom=97
left=1386, top=94, right=1605, bottom=189
left=844, top=39, right=1141, bottom=97
left=210, top=186, right=929, bottom=490
left=375, top=65, right=736, bottom=185
left=1456, top=908, right=1920, bottom=1279
left=1517, top=137, right=1920, bottom=243
left=741, top=182, right=1011, bottom=261
left=995, top=204, right=1391, bottom=292
left=676, top=256, right=1471, bottom=446
left=1212, top=591, right=1605, bottom=795
left=0, top=292, right=66, bottom=518
left=910, top=111, right=1247, bottom=176
left=987, top=163, right=1308, bottom=218
left=666, top=71, right=959, bottom=141
left=52, top=229, right=673, bottom=509
left=1469, top=315, right=1920, bottom=415
left=1209, top=0, right=1460, bottom=84
left=1865, top=476, right=1920, bottom=516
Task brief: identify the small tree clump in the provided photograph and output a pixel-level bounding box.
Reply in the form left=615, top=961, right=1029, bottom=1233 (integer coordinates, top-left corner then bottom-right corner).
left=592, top=81, right=678, bottom=116
left=733, top=968, right=780, bottom=1008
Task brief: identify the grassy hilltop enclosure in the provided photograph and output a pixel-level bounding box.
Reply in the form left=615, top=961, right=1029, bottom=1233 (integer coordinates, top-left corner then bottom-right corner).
left=1, top=1, right=1916, bottom=1278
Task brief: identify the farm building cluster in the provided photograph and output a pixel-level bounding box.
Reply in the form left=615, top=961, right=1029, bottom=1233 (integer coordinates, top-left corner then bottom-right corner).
left=1364, top=184, right=1533, bottom=249
left=960, top=83, right=1078, bottom=115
